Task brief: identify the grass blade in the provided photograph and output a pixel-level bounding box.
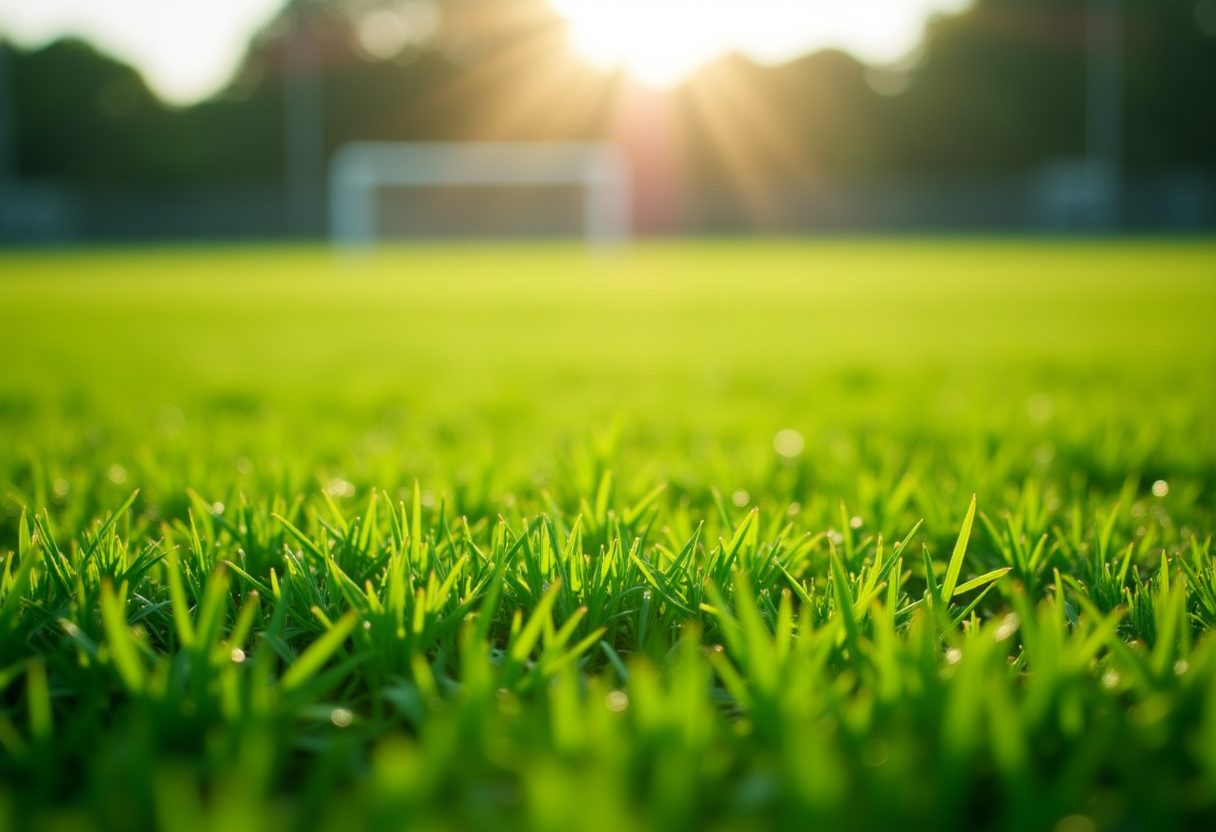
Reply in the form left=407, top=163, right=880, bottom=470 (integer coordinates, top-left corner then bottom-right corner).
left=942, top=494, right=977, bottom=603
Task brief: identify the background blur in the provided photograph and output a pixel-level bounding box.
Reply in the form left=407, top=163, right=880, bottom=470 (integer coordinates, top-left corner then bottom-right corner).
left=1, top=0, right=1214, bottom=244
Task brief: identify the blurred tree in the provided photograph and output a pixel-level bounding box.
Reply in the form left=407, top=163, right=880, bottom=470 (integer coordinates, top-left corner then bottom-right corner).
left=10, top=38, right=283, bottom=187
left=5, top=0, right=1212, bottom=196
left=874, top=0, right=1090, bottom=172
left=12, top=39, right=166, bottom=185
left=873, top=0, right=1216, bottom=173
left=1122, top=0, right=1216, bottom=170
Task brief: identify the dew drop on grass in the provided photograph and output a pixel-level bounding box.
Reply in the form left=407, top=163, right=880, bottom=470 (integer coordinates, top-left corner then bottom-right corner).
left=236, top=456, right=253, bottom=474
left=786, top=502, right=801, bottom=516
left=107, top=465, right=127, bottom=484
left=849, top=516, right=863, bottom=530
left=1151, top=480, right=1169, bottom=497
left=230, top=648, right=246, bottom=664
left=861, top=739, right=889, bottom=767
left=330, top=708, right=353, bottom=728
left=1027, top=393, right=1055, bottom=424
left=1101, top=670, right=1120, bottom=689
left=773, top=429, right=804, bottom=458
left=945, top=648, right=963, bottom=665
left=994, top=613, right=1020, bottom=642
left=731, top=490, right=750, bottom=507
left=327, top=478, right=356, bottom=498
left=52, top=479, right=69, bottom=498
left=605, top=691, right=629, bottom=712
left=212, top=502, right=225, bottom=514
left=1174, top=660, right=1189, bottom=676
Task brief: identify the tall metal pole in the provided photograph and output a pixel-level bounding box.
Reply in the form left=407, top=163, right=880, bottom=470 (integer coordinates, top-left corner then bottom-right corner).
left=0, top=40, right=18, bottom=239
left=283, top=2, right=325, bottom=237
left=1087, top=0, right=1123, bottom=229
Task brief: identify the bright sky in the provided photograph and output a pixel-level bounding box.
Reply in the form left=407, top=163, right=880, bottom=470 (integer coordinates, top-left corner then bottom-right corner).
left=552, top=0, right=971, bottom=88
left=0, top=0, right=970, bottom=104
left=0, top=0, right=284, bottom=106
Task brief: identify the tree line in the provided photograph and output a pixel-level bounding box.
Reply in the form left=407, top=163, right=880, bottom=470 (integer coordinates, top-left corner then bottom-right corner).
left=4, top=0, right=1213, bottom=191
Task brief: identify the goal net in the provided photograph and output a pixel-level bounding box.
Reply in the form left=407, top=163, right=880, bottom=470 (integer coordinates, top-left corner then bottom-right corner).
left=328, top=141, right=631, bottom=249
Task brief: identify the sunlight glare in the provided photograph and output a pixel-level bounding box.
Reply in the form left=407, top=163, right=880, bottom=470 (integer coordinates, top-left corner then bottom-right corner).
left=560, top=2, right=730, bottom=88
left=550, top=0, right=971, bottom=88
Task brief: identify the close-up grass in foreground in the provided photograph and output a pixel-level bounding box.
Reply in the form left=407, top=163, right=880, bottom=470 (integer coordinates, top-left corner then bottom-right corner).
left=2, top=240, right=1216, bottom=831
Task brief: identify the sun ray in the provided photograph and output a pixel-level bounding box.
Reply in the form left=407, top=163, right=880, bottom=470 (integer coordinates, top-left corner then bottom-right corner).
left=677, top=57, right=809, bottom=229
left=404, top=4, right=618, bottom=142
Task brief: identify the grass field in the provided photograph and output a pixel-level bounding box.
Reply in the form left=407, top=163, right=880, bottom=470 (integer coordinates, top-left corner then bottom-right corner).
left=2, top=240, right=1216, bottom=831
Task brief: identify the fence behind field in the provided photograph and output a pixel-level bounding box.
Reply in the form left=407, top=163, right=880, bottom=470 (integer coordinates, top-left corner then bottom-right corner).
left=2, top=172, right=1213, bottom=244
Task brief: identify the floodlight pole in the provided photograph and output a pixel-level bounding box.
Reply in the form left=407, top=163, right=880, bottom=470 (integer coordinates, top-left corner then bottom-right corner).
left=283, top=2, right=326, bottom=237
left=0, top=40, right=17, bottom=238
left=1087, top=0, right=1123, bottom=229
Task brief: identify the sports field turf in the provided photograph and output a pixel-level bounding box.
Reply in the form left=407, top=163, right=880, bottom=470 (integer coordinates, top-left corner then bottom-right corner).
left=1, top=240, right=1215, bottom=831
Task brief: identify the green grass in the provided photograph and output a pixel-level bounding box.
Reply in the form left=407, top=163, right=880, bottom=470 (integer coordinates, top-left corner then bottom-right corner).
left=1, top=239, right=1215, bottom=832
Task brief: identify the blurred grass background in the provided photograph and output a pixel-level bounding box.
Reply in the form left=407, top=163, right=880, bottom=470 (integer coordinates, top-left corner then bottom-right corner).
left=3, top=240, right=1214, bottom=537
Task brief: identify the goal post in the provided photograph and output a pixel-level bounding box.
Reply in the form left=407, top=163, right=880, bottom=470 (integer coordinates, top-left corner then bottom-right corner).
left=328, top=141, right=631, bottom=249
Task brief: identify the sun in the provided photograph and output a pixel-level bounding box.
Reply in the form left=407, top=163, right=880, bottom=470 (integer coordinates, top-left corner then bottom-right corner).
left=548, top=0, right=972, bottom=89
left=549, top=0, right=734, bottom=88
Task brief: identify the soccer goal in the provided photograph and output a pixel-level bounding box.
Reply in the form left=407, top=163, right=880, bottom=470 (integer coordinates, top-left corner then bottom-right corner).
left=328, top=141, right=631, bottom=249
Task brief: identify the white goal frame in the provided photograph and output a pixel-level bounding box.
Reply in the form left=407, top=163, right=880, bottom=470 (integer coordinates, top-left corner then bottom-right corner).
left=328, top=141, right=631, bottom=249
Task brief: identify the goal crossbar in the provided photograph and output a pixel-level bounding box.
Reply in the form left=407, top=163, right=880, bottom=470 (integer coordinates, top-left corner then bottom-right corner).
left=329, top=141, right=631, bottom=248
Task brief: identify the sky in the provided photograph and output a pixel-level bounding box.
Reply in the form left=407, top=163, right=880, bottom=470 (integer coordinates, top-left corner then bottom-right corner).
left=0, top=0, right=970, bottom=105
